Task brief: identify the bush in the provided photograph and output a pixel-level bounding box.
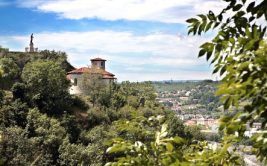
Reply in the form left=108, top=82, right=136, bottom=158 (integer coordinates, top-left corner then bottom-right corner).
left=11, top=82, right=26, bottom=101
left=71, top=95, right=89, bottom=110
left=86, top=108, right=110, bottom=128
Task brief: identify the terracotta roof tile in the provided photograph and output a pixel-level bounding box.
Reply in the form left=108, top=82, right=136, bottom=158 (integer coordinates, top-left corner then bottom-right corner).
left=67, top=67, right=116, bottom=79
left=90, top=57, right=106, bottom=61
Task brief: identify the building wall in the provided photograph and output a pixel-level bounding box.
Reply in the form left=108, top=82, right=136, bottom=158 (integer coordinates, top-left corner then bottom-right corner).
left=68, top=73, right=115, bottom=94
left=68, top=74, right=83, bottom=94
left=92, top=61, right=105, bottom=70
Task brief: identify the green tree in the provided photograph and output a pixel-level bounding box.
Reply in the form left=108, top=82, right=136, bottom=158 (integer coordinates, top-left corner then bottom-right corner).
left=38, top=50, right=75, bottom=72
left=0, top=127, right=40, bottom=166
left=0, top=99, right=28, bottom=128
left=22, top=60, right=70, bottom=115
left=81, top=70, right=107, bottom=107
left=0, top=58, right=20, bottom=90
left=187, top=0, right=267, bottom=162
left=25, top=108, right=67, bottom=165
left=11, top=82, right=26, bottom=101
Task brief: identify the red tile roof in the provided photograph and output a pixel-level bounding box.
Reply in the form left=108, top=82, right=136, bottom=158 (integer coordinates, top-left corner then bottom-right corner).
left=67, top=67, right=89, bottom=74
left=103, top=70, right=115, bottom=76
left=90, top=57, right=106, bottom=61
left=67, top=67, right=116, bottom=80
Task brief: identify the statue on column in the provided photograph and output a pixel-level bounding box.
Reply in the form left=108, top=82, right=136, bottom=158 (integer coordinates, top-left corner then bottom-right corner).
left=30, top=33, right=34, bottom=44
left=29, top=33, right=34, bottom=52
left=25, top=33, right=38, bottom=53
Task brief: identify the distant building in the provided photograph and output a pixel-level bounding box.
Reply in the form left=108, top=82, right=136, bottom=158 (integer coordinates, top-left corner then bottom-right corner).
left=67, top=58, right=116, bottom=94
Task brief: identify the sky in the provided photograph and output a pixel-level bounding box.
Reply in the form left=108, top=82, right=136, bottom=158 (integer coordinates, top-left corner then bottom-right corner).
left=0, top=0, right=227, bottom=81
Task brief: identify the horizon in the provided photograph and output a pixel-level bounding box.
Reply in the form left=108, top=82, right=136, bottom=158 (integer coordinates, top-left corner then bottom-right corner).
left=0, top=0, right=226, bottom=81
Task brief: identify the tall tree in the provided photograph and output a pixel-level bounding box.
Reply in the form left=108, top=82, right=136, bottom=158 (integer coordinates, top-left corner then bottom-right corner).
left=22, top=60, right=70, bottom=115
left=0, top=58, right=20, bottom=90
left=81, top=69, right=107, bottom=107
left=187, top=0, right=267, bottom=162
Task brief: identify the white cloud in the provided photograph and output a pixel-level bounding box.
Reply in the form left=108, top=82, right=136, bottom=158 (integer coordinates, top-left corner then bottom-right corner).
left=16, top=0, right=227, bottom=23
left=1, top=30, right=213, bottom=81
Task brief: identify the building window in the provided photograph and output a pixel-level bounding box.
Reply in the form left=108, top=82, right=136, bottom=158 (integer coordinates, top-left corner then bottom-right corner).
left=101, top=61, right=104, bottom=67
left=74, top=78, right=78, bottom=86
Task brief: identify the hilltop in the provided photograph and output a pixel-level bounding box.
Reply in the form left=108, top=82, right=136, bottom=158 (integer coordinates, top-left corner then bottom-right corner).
left=0, top=48, right=74, bottom=73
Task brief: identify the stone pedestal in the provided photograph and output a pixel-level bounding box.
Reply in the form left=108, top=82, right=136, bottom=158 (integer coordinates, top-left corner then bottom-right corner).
left=29, top=43, right=34, bottom=52
left=25, top=44, right=38, bottom=53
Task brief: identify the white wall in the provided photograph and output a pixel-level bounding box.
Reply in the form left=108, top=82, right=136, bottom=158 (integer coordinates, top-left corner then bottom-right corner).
left=68, top=74, right=82, bottom=94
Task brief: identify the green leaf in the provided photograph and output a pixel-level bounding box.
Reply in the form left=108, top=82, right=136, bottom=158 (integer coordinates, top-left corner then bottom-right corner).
left=218, top=14, right=223, bottom=22
left=206, top=50, right=212, bottom=61
left=186, top=18, right=198, bottom=23
left=224, top=97, right=231, bottom=109
left=213, top=66, right=220, bottom=74
left=187, top=28, right=194, bottom=35
left=198, top=14, right=206, bottom=20
left=246, top=2, right=255, bottom=13
left=198, top=49, right=206, bottom=57
left=233, top=4, right=243, bottom=11
left=208, top=11, right=216, bottom=21
left=220, top=66, right=226, bottom=76
left=205, top=22, right=213, bottom=32
left=198, top=22, right=206, bottom=35
left=166, top=143, right=174, bottom=152
left=249, top=16, right=255, bottom=22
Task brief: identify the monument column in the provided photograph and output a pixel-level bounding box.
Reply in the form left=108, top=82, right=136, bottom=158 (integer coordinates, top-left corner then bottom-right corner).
left=25, top=33, right=38, bottom=52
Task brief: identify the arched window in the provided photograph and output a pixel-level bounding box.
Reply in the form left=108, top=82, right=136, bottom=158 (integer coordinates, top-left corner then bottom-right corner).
left=74, top=78, right=78, bottom=86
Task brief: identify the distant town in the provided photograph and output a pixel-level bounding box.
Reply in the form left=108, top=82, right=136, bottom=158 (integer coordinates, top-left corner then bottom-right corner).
left=154, top=81, right=264, bottom=138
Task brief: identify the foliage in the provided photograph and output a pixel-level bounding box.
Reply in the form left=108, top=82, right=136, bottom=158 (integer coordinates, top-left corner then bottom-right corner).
left=25, top=108, right=67, bottom=164
left=37, top=50, right=75, bottom=72
left=106, top=124, right=187, bottom=166
left=81, top=70, right=107, bottom=107
left=11, top=82, right=26, bottom=101
left=0, top=50, right=74, bottom=72
left=60, top=114, right=81, bottom=143
left=0, top=58, right=20, bottom=90
left=58, top=139, right=103, bottom=166
left=86, top=108, right=110, bottom=129
left=22, top=60, right=71, bottom=115
left=187, top=0, right=267, bottom=162
left=0, top=127, right=39, bottom=165
left=0, top=99, right=28, bottom=128
left=107, top=124, right=243, bottom=166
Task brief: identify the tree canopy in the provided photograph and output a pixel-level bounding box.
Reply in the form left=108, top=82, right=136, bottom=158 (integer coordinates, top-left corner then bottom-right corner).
left=0, top=58, right=20, bottom=90
left=21, top=60, right=71, bottom=115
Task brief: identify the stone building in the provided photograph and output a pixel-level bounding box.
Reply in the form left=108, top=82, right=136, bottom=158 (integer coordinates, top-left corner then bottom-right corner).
left=67, top=58, right=116, bottom=94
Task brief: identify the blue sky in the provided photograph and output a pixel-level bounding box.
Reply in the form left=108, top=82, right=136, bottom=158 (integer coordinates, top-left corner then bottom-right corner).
left=0, top=0, right=226, bottom=81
